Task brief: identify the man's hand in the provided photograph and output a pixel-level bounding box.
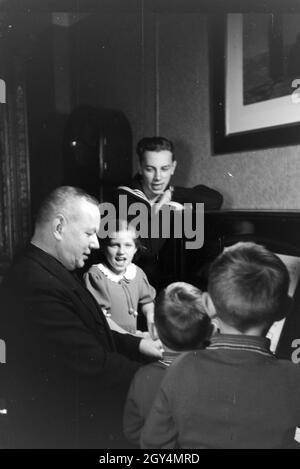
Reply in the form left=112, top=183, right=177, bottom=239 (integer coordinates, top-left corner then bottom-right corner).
left=153, top=189, right=173, bottom=214
left=139, top=338, right=163, bottom=359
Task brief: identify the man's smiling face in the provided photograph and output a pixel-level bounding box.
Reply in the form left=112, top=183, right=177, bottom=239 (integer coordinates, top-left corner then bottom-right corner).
left=139, top=150, right=176, bottom=202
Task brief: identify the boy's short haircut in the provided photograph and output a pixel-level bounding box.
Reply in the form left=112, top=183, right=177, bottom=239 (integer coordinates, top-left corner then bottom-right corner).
left=208, top=242, right=290, bottom=332
left=35, top=185, right=99, bottom=226
left=155, top=282, right=211, bottom=351
left=136, top=136, right=175, bottom=161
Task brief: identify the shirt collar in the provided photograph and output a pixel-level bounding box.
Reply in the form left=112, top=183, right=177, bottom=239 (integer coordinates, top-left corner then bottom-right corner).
left=208, top=333, right=274, bottom=357
left=159, top=350, right=182, bottom=367
left=96, top=262, right=137, bottom=283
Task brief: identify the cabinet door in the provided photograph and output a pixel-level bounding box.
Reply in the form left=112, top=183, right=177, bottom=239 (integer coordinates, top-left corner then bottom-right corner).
left=63, top=106, right=132, bottom=202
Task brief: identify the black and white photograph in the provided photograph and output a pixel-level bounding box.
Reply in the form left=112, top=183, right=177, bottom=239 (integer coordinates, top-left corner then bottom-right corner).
left=1, top=0, right=300, bottom=454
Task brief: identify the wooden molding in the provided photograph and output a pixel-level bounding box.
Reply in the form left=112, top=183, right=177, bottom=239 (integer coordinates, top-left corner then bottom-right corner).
left=0, top=62, right=31, bottom=278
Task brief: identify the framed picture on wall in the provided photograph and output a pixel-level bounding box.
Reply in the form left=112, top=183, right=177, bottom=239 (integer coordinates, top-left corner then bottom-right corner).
left=210, top=12, right=300, bottom=154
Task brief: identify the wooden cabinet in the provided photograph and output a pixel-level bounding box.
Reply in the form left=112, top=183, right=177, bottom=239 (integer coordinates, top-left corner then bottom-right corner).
left=63, top=106, right=133, bottom=203
left=180, top=210, right=300, bottom=288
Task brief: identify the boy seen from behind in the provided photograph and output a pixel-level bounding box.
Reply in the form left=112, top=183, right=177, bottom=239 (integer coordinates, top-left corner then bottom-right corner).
left=141, top=242, right=300, bottom=449
left=123, top=282, right=212, bottom=446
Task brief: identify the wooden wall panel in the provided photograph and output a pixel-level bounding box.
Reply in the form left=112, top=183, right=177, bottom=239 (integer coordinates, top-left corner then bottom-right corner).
left=0, top=56, right=31, bottom=279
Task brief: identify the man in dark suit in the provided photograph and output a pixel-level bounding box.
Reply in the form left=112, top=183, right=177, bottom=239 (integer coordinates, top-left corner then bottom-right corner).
left=0, top=186, right=161, bottom=448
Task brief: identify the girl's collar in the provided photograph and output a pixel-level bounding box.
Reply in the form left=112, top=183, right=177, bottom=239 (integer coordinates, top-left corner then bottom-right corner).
left=96, top=262, right=137, bottom=283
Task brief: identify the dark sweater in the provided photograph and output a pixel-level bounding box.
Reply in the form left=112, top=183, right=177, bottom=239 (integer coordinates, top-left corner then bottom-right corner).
left=141, top=334, right=300, bottom=449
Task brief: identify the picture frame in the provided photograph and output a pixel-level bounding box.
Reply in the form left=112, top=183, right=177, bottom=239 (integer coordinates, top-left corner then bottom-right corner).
left=210, top=13, right=300, bottom=154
